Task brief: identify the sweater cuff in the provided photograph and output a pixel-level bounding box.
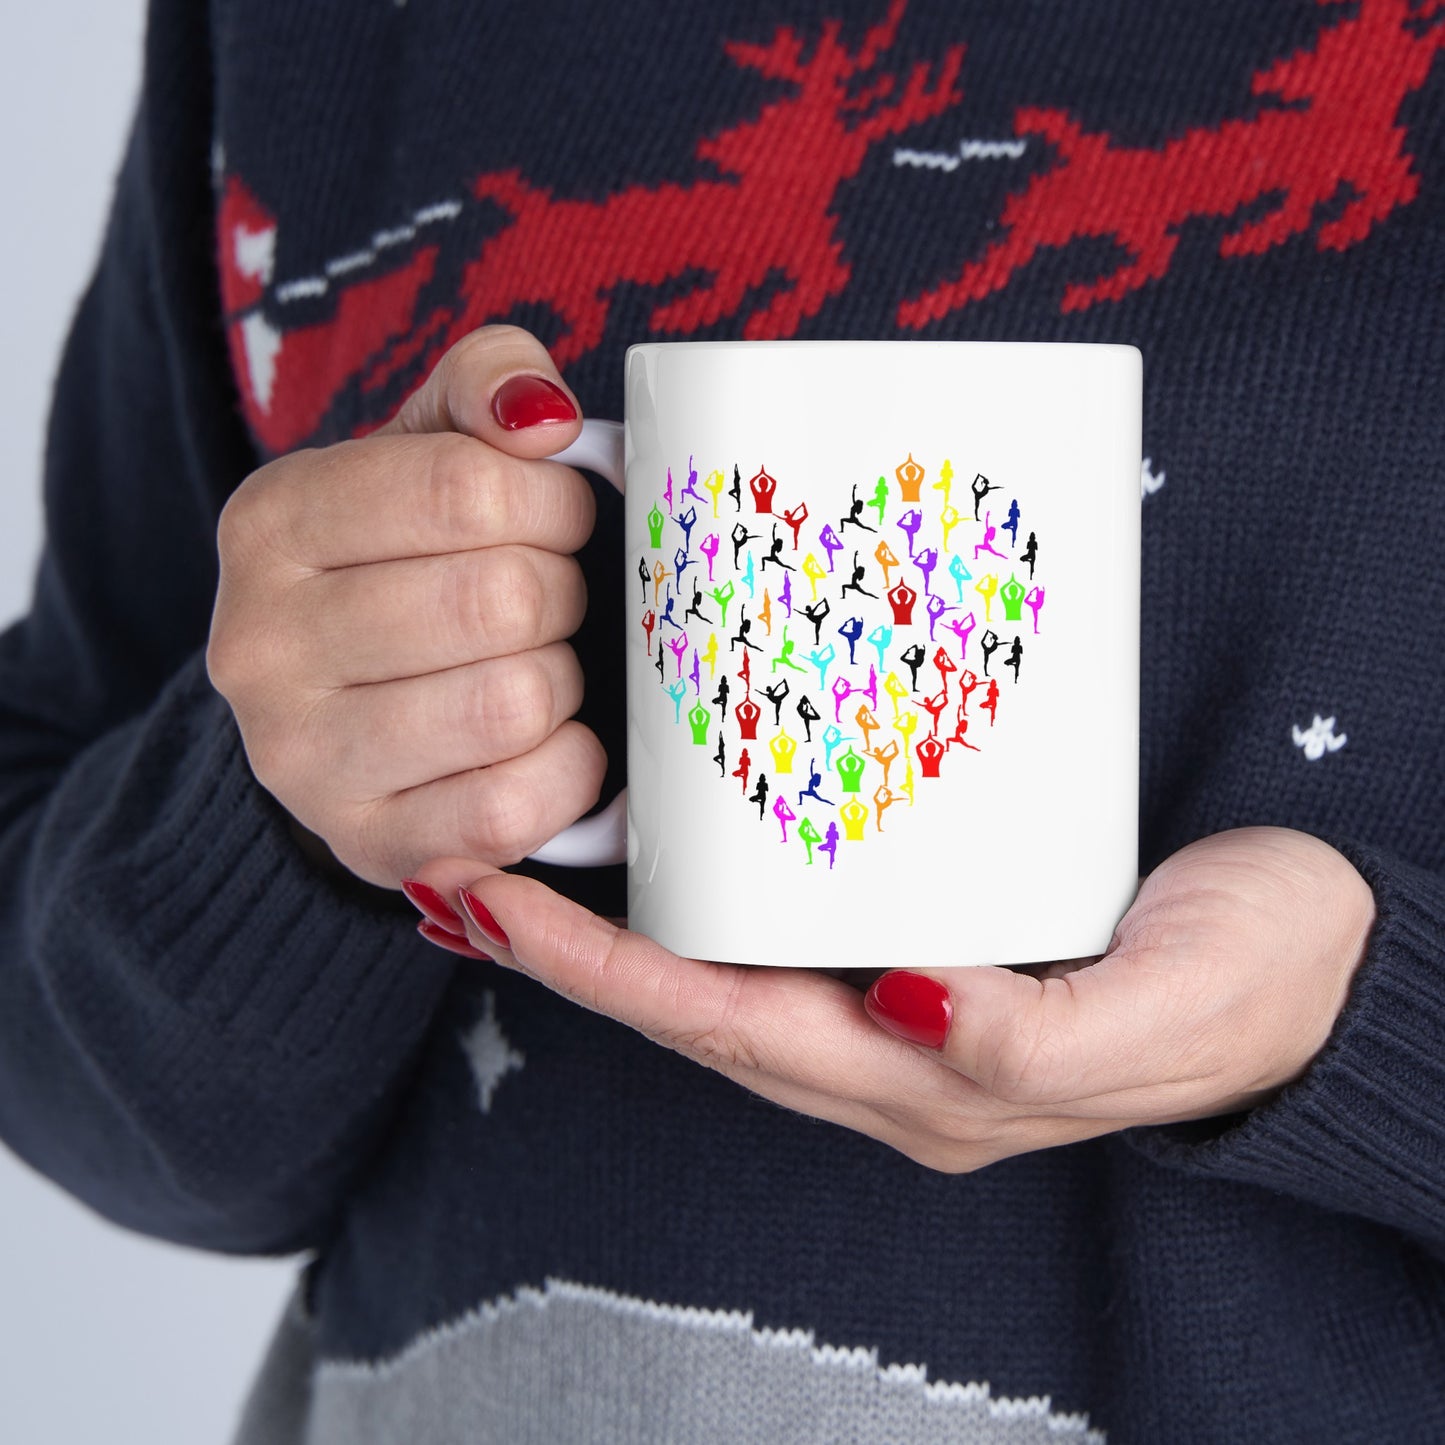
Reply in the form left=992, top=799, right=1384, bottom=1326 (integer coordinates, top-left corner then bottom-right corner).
left=61, top=651, right=451, bottom=1064
left=1124, top=841, right=1445, bottom=1248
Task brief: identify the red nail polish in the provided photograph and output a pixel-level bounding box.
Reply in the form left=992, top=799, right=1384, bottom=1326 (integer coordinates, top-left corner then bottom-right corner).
left=417, top=919, right=493, bottom=961
left=401, top=879, right=466, bottom=935
left=458, top=888, right=511, bottom=950
left=491, top=374, right=577, bottom=430
left=864, top=971, right=953, bottom=1050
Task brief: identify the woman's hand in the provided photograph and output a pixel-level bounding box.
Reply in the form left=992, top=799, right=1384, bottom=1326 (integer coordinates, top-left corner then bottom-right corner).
left=409, top=827, right=1376, bottom=1170
left=207, top=325, right=605, bottom=888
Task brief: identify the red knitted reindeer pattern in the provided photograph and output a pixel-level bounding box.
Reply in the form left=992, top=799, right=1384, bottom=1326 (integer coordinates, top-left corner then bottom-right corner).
left=216, top=0, right=1443, bottom=455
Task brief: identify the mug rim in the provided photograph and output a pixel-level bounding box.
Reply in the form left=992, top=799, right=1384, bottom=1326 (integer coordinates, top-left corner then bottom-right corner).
left=625, top=338, right=1142, bottom=361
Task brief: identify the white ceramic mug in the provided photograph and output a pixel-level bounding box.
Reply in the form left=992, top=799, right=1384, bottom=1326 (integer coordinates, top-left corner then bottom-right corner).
left=534, top=340, right=1140, bottom=969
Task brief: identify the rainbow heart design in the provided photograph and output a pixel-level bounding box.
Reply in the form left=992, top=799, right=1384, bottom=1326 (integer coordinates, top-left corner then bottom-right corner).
left=636, top=451, right=1046, bottom=869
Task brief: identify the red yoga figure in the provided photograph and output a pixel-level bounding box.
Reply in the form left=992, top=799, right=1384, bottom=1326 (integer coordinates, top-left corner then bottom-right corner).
left=916, top=734, right=945, bottom=778
left=735, top=695, right=762, bottom=740
left=888, top=582, right=917, bottom=624
left=749, top=465, right=778, bottom=514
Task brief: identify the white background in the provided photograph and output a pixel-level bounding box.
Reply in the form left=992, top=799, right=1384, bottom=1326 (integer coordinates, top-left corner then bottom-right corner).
left=0, top=7, right=296, bottom=1441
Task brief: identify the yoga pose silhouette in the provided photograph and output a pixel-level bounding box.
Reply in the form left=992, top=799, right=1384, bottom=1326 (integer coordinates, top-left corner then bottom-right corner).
left=798, top=758, right=833, bottom=807
left=684, top=585, right=712, bottom=626
left=802, top=596, right=831, bottom=646
left=762, top=678, right=791, bottom=727
left=732, top=745, right=751, bottom=795
left=818, top=523, right=845, bottom=573
left=730, top=520, right=757, bottom=571
left=899, top=642, right=926, bottom=692
left=699, top=531, right=720, bottom=582
left=750, top=770, right=770, bottom=820
left=841, top=551, right=876, bottom=600
left=971, top=471, right=999, bottom=520
left=749, top=465, right=778, bottom=514
left=1019, top=532, right=1039, bottom=580
left=762, top=524, right=795, bottom=572
left=796, top=693, right=821, bottom=744
left=840, top=483, right=875, bottom=533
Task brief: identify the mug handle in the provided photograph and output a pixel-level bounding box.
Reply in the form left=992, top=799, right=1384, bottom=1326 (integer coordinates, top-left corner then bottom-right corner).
left=526, top=418, right=629, bottom=867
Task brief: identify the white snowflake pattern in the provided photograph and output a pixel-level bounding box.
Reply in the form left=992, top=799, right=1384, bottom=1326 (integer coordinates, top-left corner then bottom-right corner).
left=459, top=991, right=525, bottom=1114
left=1292, top=714, right=1347, bottom=761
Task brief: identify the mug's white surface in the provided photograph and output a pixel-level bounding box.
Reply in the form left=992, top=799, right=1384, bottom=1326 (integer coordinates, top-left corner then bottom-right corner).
left=624, top=341, right=1140, bottom=969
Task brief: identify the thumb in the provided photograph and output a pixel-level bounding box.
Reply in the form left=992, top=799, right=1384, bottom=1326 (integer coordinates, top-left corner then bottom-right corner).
left=377, top=323, right=583, bottom=458
left=864, top=955, right=1170, bottom=1110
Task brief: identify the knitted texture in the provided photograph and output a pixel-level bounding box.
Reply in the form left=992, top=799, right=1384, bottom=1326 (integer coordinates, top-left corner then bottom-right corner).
left=1, top=1, right=1442, bottom=1441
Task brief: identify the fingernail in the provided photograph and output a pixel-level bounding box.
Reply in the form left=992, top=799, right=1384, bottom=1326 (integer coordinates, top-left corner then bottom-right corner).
left=458, top=888, right=511, bottom=951
left=864, top=971, right=953, bottom=1050
left=417, top=918, right=494, bottom=961
left=401, top=879, right=466, bottom=935
left=491, top=374, right=577, bottom=430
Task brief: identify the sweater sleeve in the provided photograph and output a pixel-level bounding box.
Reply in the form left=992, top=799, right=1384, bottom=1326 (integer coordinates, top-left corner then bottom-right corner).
left=1124, top=841, right=1445, bottom=1256
left=0, top=0, right=454, bottom=1255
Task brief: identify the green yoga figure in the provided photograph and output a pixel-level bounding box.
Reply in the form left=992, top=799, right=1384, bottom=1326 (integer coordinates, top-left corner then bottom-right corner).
left=772, top=625, right=808, bottom=674
left=836, top=746, right=866, bottom=795
left=1000, top=573, right=1026, bottom=623
left=687, top=702, right=711, bottom=745
left=709, top=579, right=735, bottom=631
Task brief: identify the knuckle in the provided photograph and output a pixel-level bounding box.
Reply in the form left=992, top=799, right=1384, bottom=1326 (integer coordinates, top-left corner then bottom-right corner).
left=451, top=323, right=537, bottom=365
left=674, top=1026, right=760, bottom=1075
left=480, top=548, right=545, bottom=649
left=214, top=477, right=267, bottom=573
left=873, top=1087, right=1008, bottom=1173
left=437, top=554, right=490, bottom=656
left=563, top=923, right=629, bottom=1018
left=504, top=655, right=558, bottom=732
left=294, top=691, right=366, bottom=787
left=550, top=642, right=587, bottom=716
left=431, top=336, right=480, bottom=418
left=557, top=721, right=608, bottom=809
left=461, top=767, right=545, bottom=865
left=213, top=490, right=248, bottom=567
left=583, top=726, right=609, bottom=801
left=904, top=1138, right=992, bottom=1175
left=456, top=722, right=603, bottom=864
left=552, top=558, right=589, bottom=635
left=463, top=657, right=554, bottom=759
left=562, top=921, right=642, bottom=1019
left=206, top=585, right=307, bottom=704
left=205, top=610, right=269, bottom=701
left=884, top=1101, right=1012, bottom=1173
left=204, top=618, right=241, bottom=696
left=477, top=322, right=541, bottom=348
left=425, top=434, right=490, bottom=533
left=239, top=692, right=340, bottom=836
left=985, top=1015, right=1068, bottom=1107
left=436, top=326, right=548, bottom=419
left=545, top=474, right=597, bottom=557
left=659, top=973, right=759, bottom=1075
left=425, top=439, right=528, bottom=547
left=348, top=796, right=405, bottom=883
left=935, top=1102, right=1010, bottom=1155
left=216, top=452, right=313, bottom=569
left=241, top=722, right=294, bottom=797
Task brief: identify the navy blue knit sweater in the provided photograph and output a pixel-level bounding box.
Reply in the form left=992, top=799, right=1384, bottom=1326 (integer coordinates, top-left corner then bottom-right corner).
left=2, top=1, right=1444, bottom=1440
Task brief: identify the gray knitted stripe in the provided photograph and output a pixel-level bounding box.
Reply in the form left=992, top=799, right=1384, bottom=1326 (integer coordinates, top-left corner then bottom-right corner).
left=233, top=1278, right=1106, bottom=1445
